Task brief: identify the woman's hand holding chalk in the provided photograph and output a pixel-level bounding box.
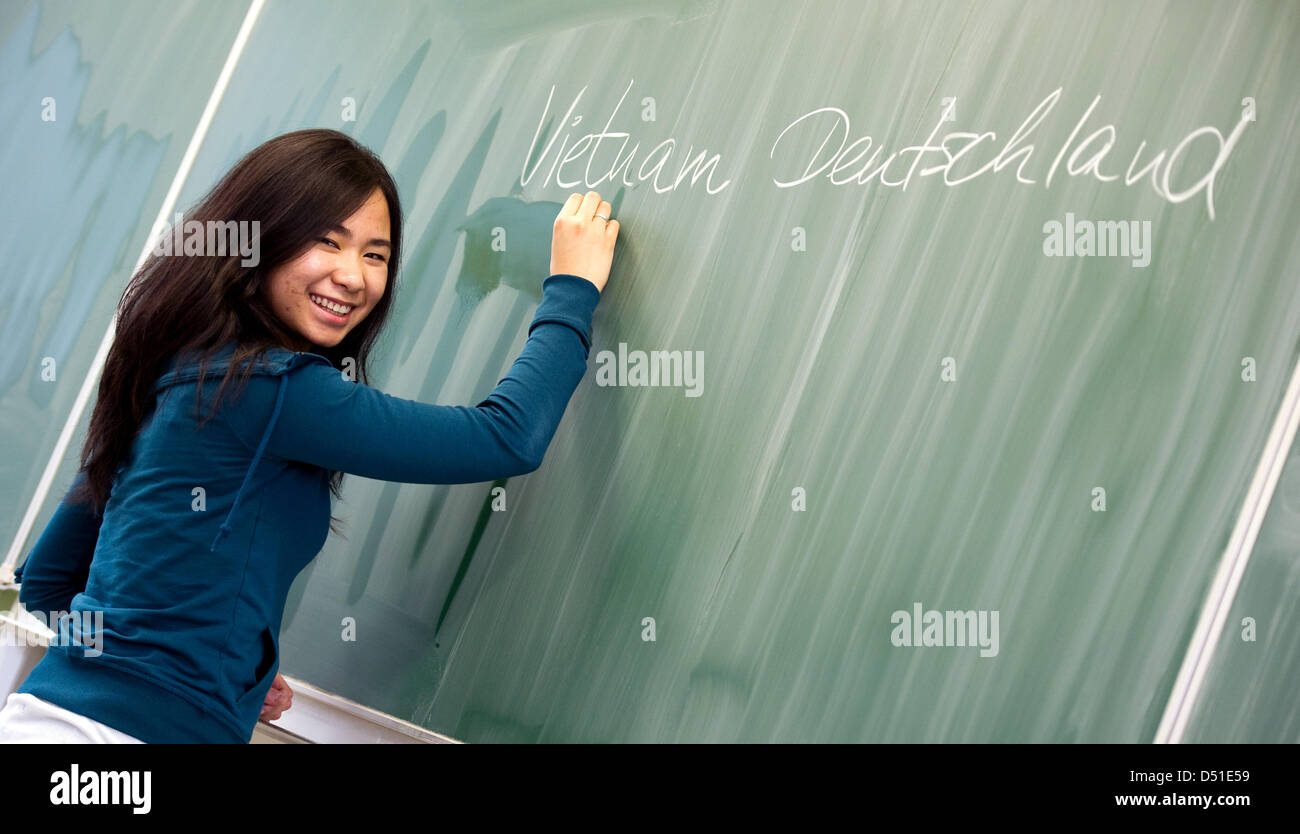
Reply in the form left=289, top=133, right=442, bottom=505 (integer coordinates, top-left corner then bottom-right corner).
left=551, top=190, right=619, bottom=294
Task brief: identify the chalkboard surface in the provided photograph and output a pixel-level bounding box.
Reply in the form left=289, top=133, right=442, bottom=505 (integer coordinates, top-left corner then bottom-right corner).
left=6, top=0, right=1299, bottom=742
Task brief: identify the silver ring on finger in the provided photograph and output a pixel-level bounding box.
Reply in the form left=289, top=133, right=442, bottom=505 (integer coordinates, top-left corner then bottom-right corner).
left=595, top=213, right=609, bottom=221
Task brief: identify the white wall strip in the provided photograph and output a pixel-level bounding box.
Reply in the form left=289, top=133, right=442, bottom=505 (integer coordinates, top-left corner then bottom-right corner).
left=1155, top=350, right=1300, bottom=743
left=2, top=0, right=266, bottom=579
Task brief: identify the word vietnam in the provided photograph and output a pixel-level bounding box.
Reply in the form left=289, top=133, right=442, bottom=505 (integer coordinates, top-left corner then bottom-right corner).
left=522, top=79, right=733, bottom=195
left=769, top=88, right=1251, bottom=220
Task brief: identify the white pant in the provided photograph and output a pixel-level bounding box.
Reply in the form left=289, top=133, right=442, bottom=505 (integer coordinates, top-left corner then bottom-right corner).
left=0, top=692, right=145, bottom=743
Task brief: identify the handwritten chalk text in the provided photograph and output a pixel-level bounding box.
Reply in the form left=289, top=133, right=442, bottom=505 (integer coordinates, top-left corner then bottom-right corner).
left=522, top=79, right=733, bottom=195
left=768, top=88, right=1250, bottom=219
left=522, top=82, right=1251, bottom=220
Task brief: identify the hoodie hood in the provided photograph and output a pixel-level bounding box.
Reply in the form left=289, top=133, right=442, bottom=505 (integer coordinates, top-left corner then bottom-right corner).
left=153, top=341, right=333, bottom=553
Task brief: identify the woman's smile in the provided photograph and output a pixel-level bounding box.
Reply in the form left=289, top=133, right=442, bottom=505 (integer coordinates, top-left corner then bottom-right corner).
left=308, top=292, right=355, bottom=323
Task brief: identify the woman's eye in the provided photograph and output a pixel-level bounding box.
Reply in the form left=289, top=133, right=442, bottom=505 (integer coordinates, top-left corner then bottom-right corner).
left=318, top=237, right=338, bottom=248
left=366, top=253, right=387, bottom=263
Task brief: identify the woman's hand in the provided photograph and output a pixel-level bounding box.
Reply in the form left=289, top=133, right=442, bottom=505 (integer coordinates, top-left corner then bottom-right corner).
left=261, top=673, right=294, bottom=721
left=551, top=190, right=619, bottom=294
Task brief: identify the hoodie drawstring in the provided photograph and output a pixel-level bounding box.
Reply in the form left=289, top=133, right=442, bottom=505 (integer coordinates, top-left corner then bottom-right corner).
left=211, top=373, right=289, bottom=552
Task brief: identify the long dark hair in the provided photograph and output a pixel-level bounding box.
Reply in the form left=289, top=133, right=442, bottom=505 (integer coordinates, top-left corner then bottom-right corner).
left=68, top=129, right=403, bottom=537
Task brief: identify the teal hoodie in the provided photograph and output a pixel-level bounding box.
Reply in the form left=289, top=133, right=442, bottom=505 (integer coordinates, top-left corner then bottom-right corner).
left=14, top=273, right=601, bottom=743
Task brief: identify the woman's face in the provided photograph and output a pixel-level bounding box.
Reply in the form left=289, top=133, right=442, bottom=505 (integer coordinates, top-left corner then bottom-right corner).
left=265, top=187, right=391, bottom=352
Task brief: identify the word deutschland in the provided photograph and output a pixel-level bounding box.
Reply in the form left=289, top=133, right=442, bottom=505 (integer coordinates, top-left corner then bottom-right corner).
left=50, top=765, right=151, bottom=814
left=595, top=342, right=703, bottom=397
left=768, top=87, right=1248, bottom=220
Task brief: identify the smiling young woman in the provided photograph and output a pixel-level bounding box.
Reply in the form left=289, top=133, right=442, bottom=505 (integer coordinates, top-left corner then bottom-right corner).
left=1, top=129, right=618, bottom=743
left=265, top=187, right=393, bottom=353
